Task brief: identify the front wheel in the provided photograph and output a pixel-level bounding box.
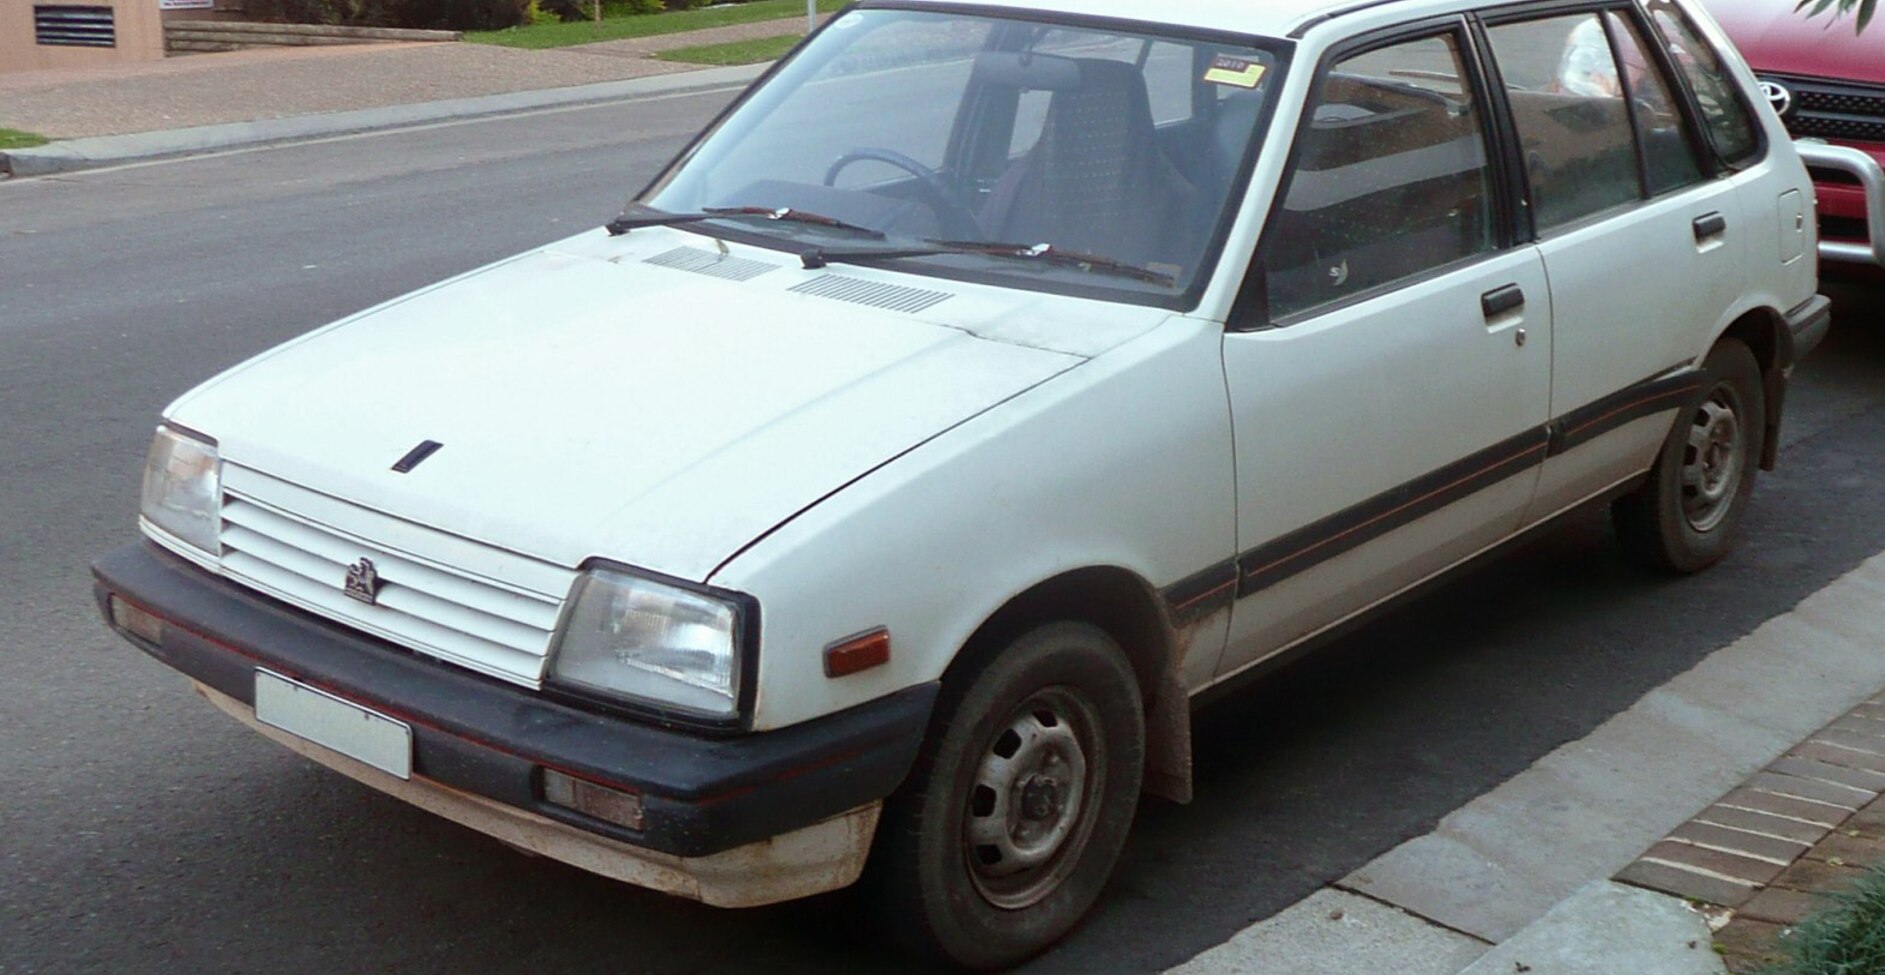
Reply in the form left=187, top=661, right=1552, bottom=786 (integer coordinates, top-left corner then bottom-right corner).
left=1613, top=338, right=1766, bottom=573
left=867, top=622, right=1145, bottom=970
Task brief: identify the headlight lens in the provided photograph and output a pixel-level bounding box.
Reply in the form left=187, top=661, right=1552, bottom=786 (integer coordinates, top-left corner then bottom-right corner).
left=140, top=424, right=221, bottom=554
left=548, top=565, right=745, bottom=719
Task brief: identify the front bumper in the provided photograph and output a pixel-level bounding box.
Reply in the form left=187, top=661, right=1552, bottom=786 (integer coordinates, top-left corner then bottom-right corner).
left=93, top=542, right=938, bottom=904
left=1796, top=141, right=1885, bottom=266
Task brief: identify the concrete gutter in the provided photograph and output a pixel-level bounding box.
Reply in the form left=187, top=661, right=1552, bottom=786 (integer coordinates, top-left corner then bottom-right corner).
left=0, top=61, right=766, bottom=178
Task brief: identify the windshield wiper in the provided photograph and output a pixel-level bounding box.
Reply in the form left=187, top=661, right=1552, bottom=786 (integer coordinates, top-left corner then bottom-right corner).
left=604, top=204, right=885, bottom=240
left=605, top=205, right=712, bottom=236
left=802, top=239, right=1175, bottom=287
left=701, top=206, right=886, bottom=239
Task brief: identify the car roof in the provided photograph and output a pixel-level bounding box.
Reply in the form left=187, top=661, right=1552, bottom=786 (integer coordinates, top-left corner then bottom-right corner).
left=883, top=0, right=1386, bottom=40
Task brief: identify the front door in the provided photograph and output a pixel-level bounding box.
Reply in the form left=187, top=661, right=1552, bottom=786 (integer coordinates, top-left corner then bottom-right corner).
left=1215, top=24, right=1553, bottom=678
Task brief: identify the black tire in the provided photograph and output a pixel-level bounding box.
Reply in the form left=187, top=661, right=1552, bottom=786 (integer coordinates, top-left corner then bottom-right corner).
left=1613, top=338, right=1766, bottom=573
left=866, top=622, right=1145, bottom=971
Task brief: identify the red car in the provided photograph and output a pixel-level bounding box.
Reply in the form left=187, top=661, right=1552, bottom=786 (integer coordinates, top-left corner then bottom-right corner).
left=1703, top=0, right=1884, bottom=265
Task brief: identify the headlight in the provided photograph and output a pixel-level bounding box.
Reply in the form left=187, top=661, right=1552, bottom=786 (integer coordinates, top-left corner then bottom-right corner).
left=140, top=424, right=221, bottom=555
left=548, top=564, right=748, bottom=720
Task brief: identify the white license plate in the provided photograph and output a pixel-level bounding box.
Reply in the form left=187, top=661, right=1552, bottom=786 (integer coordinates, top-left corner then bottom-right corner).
left=254, top=669, right=413, bottom=780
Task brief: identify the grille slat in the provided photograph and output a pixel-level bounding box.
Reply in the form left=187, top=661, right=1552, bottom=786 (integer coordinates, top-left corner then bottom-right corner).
left=216, top=464, right=575, bottom=688
left=223, top=552, right=546, bottom=684
left=221, top=522, right=552, bottom=655
left=1766, top=74, right=1885, bottom=145
left=223, top=500, right=562, bottom=631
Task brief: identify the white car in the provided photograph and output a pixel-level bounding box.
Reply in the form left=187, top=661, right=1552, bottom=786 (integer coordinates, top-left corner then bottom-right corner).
left=96, top=0, right=1845, bottom=967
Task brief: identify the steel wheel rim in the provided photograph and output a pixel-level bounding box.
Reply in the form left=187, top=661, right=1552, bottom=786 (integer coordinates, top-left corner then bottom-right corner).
left=963, top=686, right=1105, bottom=910
left=1680, top=381, right=1746, bottom=534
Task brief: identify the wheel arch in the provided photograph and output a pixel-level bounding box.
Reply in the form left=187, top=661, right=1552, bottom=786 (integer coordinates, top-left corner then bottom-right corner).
left=942, top=565, right=1194, bottom=803
left=1713, top=305, right=1789, bottom=471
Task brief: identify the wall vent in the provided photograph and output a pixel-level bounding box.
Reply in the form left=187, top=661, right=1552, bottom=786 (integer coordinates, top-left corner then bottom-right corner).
left=788, top=274, right=953, bottom=314
left=641, top=246, right=777, bottom=283
left=35, top=5, right=116, bottom=46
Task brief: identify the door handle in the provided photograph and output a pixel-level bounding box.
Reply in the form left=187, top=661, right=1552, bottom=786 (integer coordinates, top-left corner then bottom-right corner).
left=1481, top=284, right=1525, bottom=319
left=1693, top=212, right=1727, bottom=241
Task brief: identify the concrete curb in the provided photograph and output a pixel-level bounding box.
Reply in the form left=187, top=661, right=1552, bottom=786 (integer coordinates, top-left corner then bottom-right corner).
left=0, top=61, right=767, bottom=177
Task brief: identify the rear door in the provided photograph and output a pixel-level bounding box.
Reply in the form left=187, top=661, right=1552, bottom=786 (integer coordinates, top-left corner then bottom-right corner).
left=1215, top=22, right=1552, bottom=677
left=1478, top=4, right=1746, bottom=520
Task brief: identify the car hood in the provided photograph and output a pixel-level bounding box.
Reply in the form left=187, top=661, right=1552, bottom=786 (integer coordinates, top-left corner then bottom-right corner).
left=166, top=230, right=1166, bottom=582
left=1701, top=0, right=1884, bottom=83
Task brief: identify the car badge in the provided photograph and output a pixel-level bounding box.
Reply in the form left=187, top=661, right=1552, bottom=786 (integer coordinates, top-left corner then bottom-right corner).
left=1760, top=81, right=1794, bottom=119
left=344, top=557, right=385, bottom=605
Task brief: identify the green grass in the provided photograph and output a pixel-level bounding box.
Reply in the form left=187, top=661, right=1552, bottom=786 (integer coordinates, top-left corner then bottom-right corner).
left=467, top=0, right=843, bottom=50
left=0, top=128, right=49, bottom=150
left=654, top=31, right=799, bottom=64
left=1763, top=864, right=1885, bottom=974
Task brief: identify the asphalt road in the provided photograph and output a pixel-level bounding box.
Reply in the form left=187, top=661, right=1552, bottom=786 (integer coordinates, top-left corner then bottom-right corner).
left=3, top=91, right=1884, bottom=975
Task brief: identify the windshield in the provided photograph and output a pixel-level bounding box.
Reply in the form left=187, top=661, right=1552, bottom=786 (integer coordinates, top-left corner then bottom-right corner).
left=640, top=7, right=1284, bottom=307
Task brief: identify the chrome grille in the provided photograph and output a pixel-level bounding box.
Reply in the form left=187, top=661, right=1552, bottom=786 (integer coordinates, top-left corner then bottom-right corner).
left=1767, top=74, right=1885, bottom=145
left=217, top=464, right=574, bottom=688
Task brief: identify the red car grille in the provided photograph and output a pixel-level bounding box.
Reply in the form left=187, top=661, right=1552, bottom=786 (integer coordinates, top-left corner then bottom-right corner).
left=1764, top=74, right=1885, bottom=145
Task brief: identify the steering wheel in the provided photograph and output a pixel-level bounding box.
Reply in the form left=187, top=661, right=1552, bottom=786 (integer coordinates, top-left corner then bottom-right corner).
left=824, top=147, right=983, bottom=239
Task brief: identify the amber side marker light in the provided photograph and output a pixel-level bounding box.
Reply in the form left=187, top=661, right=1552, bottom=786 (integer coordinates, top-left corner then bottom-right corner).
left=109, top=595, right=164, bottom=645
left=543, top=768, right=645, bottom=831
left=824, top=628, right=890, bottom=679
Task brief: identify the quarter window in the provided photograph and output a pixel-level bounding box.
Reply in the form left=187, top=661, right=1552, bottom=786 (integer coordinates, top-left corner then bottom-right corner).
left=1262, top=32, right=1496, bottom=321
left=1643, top=0, right=1760, bottom=166
left=1485, top=14, right=1642, bottom=232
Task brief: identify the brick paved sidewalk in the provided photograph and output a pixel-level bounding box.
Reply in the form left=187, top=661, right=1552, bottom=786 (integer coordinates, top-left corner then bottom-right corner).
left=1612, top=693, right=1885, bottom=972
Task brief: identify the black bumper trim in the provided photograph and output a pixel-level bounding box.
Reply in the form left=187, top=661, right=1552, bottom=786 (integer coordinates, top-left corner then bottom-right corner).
left=1786, top=294, right=1833, bottom=366
left=93, top=542, right=937, bottom=859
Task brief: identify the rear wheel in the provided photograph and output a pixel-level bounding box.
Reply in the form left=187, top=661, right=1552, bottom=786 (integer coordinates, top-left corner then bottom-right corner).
left=1613, top=338, right=1765, bottom=573
left=867, top=621, right=1144, bottom=970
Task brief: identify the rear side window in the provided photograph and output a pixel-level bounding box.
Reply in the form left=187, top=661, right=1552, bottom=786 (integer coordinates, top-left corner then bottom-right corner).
left=1605, top=10, right=1704, bottom=196
left=1262, top=32, right=1496, bottom=321
left=1643, top=0, right=1760, bottom=165
left=1485, top=13, right=1642, bottom=232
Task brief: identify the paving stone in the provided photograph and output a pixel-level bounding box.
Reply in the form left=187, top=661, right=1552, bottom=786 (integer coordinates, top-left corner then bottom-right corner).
left=1812, top=729, right=1885, bottom=758
left=1615, top=858, right=1758, bottom=907
left=1747, top=771, right=1874, bottom=810
left=1772, top=856, right=1870, bottom=893
left=1720, top=787, right=1850, bottom=827
left=1829, top=716, right=1885, bottom=742
left=1647, top=840, right=1787, bottom=886
left=1671, top=821, right=1811, bottom=864
left=1846, top=799, right=1885, bottom=833
left=1798, top=739, right=1885, bottom=775
left=1713, top=918, right=1790, bottom=975
left=1802, top=829, right=1885, bottom=866
left=1771, top=755, right=1885, bottom=792
left=1695, top=805, right=1835, bottom=846
left=1738, top=886, right=1820, bottom=925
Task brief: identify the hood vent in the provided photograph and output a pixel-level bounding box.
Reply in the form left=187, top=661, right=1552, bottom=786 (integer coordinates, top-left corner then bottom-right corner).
left=789, top=274, right=953, bottom=314
left=642, top=246, right=778, bottom=282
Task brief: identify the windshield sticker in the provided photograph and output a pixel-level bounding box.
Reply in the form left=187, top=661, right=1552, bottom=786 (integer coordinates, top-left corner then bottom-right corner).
left=1204, top=55, right=1267, bottom=89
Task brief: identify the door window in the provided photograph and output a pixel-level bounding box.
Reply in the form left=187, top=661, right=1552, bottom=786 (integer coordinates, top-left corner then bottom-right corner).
left=1261, top=32, right=1496, bottom=321
left=1485, top=13, right=1642, bottom=232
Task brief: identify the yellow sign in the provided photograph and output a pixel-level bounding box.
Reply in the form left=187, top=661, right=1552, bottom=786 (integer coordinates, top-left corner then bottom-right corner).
left=1204, top=56, right=1267, bottom=89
